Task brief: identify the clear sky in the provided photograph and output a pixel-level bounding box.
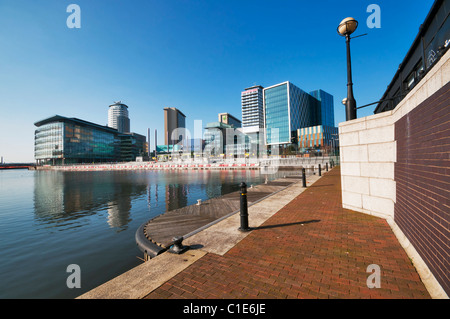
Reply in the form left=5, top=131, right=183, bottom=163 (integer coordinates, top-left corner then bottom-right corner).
left=0, top=0, right=435, bottom=162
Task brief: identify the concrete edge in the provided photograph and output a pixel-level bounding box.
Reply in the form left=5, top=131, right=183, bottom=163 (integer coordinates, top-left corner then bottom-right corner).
left=76, top=249, right=207, bottom=299
left=385, top=217, right=449, bottom=299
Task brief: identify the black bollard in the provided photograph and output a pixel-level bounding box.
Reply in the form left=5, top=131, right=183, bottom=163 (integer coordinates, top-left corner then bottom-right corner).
left=302, top=168, right=307, bottom=188
left=169, top=236, right=189, bottom=254
left=319, top=164, right=321, bottom=176
left=238, top=182, right=250, bottom=232
left=326, top=162, right=329, bottom=171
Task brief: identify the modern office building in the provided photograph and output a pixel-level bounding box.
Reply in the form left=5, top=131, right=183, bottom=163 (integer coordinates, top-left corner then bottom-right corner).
left=108, top=101, right=130, bottom=133
left=186, top=138, right=205, bottom=154
left=203, top=122, right=230, bottom=156
left=309, top=89, right=335, bottom=127
left=241, top=85, right=265, bottom=157
left=34, top=115, right=145, bottom=165
left=164, top=107, right=186, bottom=146
left=218, top=113, right=241, bottom=128
left=298, top=125, right=339, bottom=151
left=203, top=121, right=248, bottom=157
left=263, top=81, right=322, bottom=146
left=119, top=132, right=147, bottom=162
left=241, top=85, right=264, bottom=130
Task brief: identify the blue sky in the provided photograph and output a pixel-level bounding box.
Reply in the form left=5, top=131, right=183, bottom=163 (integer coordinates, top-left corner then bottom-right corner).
left=0, top=0, right=435, bottom=162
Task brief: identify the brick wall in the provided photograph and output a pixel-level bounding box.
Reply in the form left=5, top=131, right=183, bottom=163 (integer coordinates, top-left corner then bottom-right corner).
left=395, top=81, right=450, bottom=296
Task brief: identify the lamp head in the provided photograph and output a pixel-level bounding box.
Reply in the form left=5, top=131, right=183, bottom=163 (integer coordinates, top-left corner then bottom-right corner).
left=337, top=17, right=358, bottom=36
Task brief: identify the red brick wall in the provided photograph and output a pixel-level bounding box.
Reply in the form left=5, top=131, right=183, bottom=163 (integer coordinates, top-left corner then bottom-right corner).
left=394, top=81, right=450, bottom=296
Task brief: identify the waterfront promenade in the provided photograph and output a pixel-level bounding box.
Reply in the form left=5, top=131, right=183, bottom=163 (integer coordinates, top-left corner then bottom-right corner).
left=79, top=167, right=431, bottom=299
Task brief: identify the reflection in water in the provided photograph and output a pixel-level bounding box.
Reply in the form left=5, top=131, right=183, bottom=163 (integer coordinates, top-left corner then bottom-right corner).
left=33, top=169, right=272, bottom=232
left=33, top=171, right=147, bottom=231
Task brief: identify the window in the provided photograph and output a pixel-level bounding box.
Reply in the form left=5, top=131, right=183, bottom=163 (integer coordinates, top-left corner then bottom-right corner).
left=405, top=72, right=415, bottom=90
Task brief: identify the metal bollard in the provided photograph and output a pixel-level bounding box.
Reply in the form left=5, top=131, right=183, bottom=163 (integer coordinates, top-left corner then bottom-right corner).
left=169, top=236, right=189, bottom=254
left=319, top=164, right=321, bottom=176
left=238, top=182, right=250, bottom=232
left=326, top=162, right=329, bottom=171
left=302, top=168, right=307, bottom=188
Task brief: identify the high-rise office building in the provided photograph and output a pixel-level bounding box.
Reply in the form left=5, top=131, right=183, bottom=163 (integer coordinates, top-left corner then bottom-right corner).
left=309, top=89, right=335, bottom=127
left=263, top=81, right=321, bottom=145
left=241, top=85, right=264, bottom=130
left=164, top=107, right=186, bottom=146
left=108, top=101, right=130, bottom=133
left=241, top=85, right=264, bottom=157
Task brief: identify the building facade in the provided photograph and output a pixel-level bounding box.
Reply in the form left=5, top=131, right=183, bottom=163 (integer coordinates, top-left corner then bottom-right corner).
left=310, top=89, right=335, bottom=127
left=374, top=0, right=449, bottom=114
left=263, top=81, right=321, bottom=146
left=218, top=113, right=241, bottom=128
left=187, top=138, right=205, bottom=154
left=108, top=101, right=130, bottom=133
left=164, top=107, right=186, bottom=146
left=241, top=85, right=264, bottom=130
left=119, top=132, right=147, bottom=162
left=298, top=125, right=339, bottom=152
left=241, top=85, right=265, bottom=157
left=203, top=121, right=248, bottom=157
left=203, top=122, right=230, bottom=156
left=34, top=115, right=145, bottom=165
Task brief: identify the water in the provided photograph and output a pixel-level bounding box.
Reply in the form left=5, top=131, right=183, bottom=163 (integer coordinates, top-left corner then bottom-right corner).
left=0, top=168, right=290, bottom=299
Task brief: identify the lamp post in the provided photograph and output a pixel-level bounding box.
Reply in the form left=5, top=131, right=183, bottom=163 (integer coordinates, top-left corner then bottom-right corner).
left=337, top=17, right=358, bottom=121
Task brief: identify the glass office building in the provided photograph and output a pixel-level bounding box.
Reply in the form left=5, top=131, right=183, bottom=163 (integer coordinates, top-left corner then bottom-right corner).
left=264, top=82, right=320, bottom=145
left=309, top=89, right=335, bottom=127
left=34, top=115, right=145, bottom=165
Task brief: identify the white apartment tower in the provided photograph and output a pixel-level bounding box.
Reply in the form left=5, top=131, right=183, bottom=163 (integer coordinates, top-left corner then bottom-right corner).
left=241, top=85, right=264, bottom=133
left=108, top=101, right=130, bottom=133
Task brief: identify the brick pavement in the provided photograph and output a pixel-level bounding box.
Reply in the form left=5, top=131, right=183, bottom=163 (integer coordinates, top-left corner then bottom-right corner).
left=144, top=167, right=430, bottom=299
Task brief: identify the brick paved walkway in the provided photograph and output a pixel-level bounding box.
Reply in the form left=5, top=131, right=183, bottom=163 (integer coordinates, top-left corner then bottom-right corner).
left=144, top=168, right=430, bottom=299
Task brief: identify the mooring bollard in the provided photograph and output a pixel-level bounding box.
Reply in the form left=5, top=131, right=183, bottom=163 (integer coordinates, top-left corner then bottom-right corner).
left=169, top=236, right=189, bottom=254
left=302, top=168, right=307, bottom=188
left=238, top=182, right=250, bottom=232
left=319, top=164, right=322, bottom=176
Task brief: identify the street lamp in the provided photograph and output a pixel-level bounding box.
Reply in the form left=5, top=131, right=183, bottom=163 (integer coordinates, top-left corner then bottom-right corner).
left=337, top=17, right=358, bottom=121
